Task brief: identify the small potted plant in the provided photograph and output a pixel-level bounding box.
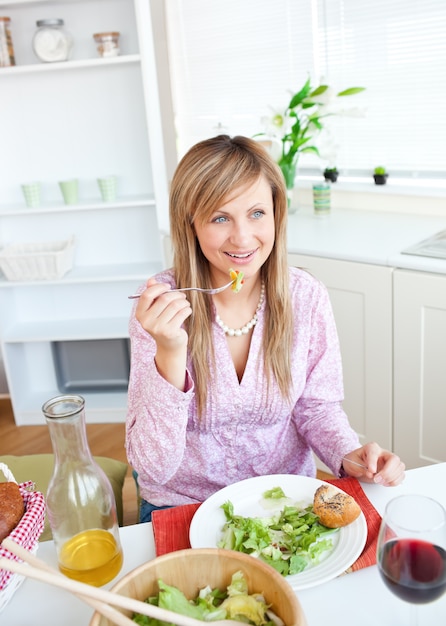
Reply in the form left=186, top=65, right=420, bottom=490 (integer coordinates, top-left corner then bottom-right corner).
left=373, top=166, right=388, bottom=185
left=323, top=166, right=339, bottom=183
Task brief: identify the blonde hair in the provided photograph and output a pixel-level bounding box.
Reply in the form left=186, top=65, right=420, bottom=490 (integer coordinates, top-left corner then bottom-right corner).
left=170, top=135, right=293, bottom=415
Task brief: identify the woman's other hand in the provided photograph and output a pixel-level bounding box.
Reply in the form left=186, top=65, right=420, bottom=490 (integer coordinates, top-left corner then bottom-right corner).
left=342, top=442, right=405, bottom=486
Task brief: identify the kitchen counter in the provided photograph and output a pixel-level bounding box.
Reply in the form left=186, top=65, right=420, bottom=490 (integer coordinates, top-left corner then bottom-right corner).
left=287, top=207, right=446, bottom=274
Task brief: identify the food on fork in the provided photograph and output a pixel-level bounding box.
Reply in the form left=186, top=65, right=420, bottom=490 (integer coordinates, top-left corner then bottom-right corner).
left=313, top=484, right=361, bottom=528
left=229, top=268, right=245, bottom=293
left=0, top=482, right=25, bottom=542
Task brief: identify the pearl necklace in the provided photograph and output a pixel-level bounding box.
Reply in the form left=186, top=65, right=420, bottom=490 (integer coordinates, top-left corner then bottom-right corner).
left=215, top=283, right=265, bottom=337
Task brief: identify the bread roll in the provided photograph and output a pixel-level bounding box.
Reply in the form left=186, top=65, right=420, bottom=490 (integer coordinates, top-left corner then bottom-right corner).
left=0, top=482, right=25, bottom=542
left=313, top=484, right=361, bottom=528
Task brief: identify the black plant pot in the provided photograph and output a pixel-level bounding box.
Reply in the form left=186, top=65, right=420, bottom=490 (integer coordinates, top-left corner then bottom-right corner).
left=373, top=173, right=388, bottom=185
left=323, top=170, right=338, bottom=183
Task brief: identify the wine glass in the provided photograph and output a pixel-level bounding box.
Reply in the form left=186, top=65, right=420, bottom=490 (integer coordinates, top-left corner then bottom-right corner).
left=377, top=494, right=446, bottom=625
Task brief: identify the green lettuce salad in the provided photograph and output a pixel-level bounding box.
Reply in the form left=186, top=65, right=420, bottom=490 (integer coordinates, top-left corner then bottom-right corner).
left=132, top=571, right=281, bottom=626
left=218, top=487, right=338, bottom=576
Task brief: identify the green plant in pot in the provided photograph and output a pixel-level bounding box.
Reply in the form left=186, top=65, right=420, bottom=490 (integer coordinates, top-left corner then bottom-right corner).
left=323, top=166, right=339, bottom=183
left=373, top=166, right=388, bottom=185
left=256, top=78, right=365, bottom=211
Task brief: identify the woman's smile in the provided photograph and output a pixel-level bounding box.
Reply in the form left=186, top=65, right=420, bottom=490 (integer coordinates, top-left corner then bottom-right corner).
left=223, top=248, right=259, bottom=266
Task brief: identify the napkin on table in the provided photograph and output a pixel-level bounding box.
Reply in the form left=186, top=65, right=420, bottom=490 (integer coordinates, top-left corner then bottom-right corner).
left=151, top=476, right=381, bottom=572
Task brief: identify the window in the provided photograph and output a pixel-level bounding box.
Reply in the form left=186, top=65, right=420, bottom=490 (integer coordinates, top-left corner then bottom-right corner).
left=165, top=0, right=446, bottom=181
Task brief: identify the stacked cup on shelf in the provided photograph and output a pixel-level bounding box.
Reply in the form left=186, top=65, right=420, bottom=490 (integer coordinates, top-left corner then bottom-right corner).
left=312, top=183, right=331, bottom=216
left=58, top=179, right=79, bottom=205
left=21, top=182, right=41, bottom=208
left=97, top=175, right=117, bottom=201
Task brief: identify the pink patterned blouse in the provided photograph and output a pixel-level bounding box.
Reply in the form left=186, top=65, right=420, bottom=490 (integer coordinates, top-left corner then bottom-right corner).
left=125, top=266, right=360, bottom=506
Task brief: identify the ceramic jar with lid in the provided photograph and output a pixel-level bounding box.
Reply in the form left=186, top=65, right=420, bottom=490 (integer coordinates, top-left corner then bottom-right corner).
left=33, top=18, right=73, bottom=62
left=93, top=32, right=120, bottom=58
left=0, top=16, right=15, bottom=66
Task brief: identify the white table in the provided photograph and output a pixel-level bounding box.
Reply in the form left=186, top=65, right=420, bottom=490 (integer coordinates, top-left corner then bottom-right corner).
left=2, top=464, right=446, bottom=625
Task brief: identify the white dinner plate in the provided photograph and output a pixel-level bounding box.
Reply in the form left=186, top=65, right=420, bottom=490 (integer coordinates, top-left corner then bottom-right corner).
left=189, top=474, right=367, bottom=591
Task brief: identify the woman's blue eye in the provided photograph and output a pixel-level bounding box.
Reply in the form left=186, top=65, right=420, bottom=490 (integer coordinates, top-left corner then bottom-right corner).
left=213, top=215, right=227, bottom=223
left=252, top=210, right=264, bottom=219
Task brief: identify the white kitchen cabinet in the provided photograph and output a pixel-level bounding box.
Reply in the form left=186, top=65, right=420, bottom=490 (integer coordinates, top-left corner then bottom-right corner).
left=393, top=269, right=446, bottom=468
left=288, top=254, right=393, bottom=454
left=0, top=0, right=169, bottom=424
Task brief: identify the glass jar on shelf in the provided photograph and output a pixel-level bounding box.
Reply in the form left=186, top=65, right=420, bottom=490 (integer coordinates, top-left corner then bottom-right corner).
left=42, top=394, right=123, bottom=586
left=0, top=16, right=15, bottom=67
left=93, top=32, right=120, bottom=58
left=33, top=18, right=73, bottom=63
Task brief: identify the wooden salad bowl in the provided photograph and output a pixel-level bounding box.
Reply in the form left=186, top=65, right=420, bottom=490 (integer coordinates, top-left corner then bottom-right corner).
left=89, top=548, right=307, bottom=626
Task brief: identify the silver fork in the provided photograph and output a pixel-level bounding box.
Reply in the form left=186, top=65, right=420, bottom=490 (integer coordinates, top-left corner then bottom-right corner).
left=128, top=279, right=234, bottom=299
left=342, top=457, right=370, bottom=471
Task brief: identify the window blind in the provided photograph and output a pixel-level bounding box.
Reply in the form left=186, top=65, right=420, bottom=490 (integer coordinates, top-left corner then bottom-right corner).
left=165, top=0, right=446, bottom=177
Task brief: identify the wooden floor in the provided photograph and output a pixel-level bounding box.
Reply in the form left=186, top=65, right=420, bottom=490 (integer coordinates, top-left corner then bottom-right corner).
left=0, top=396, right=334, bottom=528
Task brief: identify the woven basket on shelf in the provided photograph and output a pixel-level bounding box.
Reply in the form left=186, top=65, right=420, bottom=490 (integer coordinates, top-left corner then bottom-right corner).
left=0, top=463, right=46, bottom=612
left=0, top=236, right=75, bottom=281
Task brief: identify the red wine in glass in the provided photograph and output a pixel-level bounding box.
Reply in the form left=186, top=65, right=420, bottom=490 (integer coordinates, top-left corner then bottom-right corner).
left=379, top=538, right=446, bottom=604
left=377, top=494, right=446, bottom=625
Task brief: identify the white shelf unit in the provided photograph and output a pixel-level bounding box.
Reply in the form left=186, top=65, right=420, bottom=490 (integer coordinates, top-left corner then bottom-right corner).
left=0, top=0, right=169, bottom=424
left=0, top=51, right=142, bottom=74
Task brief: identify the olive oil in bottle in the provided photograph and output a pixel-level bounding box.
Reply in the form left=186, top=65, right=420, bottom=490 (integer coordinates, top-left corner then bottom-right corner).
left=42, top=395, right=123, bottom=586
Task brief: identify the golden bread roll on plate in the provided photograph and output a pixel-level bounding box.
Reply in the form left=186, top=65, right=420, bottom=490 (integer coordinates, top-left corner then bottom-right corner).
left=313, top=484, right=361, bottom=528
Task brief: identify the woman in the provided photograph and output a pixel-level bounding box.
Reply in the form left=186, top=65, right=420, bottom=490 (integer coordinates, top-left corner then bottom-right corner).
left=126, top=135, right=404, bottom=522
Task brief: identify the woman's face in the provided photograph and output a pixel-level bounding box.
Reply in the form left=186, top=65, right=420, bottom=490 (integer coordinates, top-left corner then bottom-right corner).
left=194, top=175, right=275, bottom=284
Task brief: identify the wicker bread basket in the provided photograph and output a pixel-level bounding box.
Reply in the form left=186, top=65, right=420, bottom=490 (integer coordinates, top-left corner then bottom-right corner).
left=0, top=463, right=45, bottom=612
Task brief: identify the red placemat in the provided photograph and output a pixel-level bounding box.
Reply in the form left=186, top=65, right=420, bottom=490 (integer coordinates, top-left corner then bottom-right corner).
left=327, top=477, right=381, bottom=571
left=152, top=477, right=381, bottom=572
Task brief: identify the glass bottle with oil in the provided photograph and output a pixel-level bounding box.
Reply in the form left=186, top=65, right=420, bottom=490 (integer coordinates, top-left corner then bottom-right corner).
left=42, top=395, right=123, bottom=586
